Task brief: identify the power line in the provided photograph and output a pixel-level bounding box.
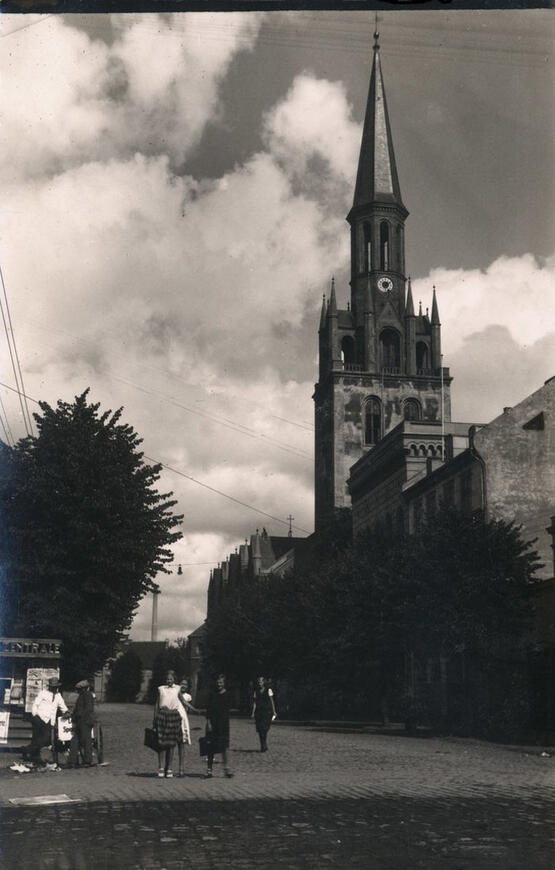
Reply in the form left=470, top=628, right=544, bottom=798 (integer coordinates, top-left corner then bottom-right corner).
left=0, top=393, right=13, bottom=446
left=0, top=266, right=33, bottom=437
left=0, top=381, right=312, bottom=536
left=145, top=454, right=311, bottom=536
left=20, top=314, right=315, bottom=433
left=111, top=373, right=312, bottom=462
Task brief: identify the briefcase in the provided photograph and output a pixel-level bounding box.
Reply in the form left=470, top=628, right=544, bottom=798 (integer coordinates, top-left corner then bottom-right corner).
left=144, top=727, right=159, bottom=752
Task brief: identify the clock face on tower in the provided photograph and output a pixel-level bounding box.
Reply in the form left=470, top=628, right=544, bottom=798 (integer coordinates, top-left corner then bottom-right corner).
left=377, top=276, right=393, bottom=294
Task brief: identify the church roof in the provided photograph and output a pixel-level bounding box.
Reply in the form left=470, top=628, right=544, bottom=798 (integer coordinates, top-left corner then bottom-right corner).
left=351, top=32, right=405, bottom=212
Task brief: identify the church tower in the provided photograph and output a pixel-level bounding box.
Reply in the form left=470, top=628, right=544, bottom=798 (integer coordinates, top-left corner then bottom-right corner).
left=314, top=31, right=452, bottom=530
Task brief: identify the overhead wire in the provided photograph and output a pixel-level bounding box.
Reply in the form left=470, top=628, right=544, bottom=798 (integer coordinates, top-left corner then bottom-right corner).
left=0, top=394, right=13, bottom=446
left=144, top=454, right=311, bottom=535
left=110, top=373, right=312, bottom=462
left=0, top=265, right=33, bottom=437
left=0, top=381, right=312, bottom=536
left=20, top=314, right=315, bottom=433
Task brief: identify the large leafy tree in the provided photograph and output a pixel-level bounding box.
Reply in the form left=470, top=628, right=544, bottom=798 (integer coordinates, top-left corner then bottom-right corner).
left=0, top=391, right=182, bottom=682
left=204, top=509, right=542, bottom=733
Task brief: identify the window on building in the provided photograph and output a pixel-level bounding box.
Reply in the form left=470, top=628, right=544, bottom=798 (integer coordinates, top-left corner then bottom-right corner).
left=341, top=335, right=355, bottom=367
left=380, top=328, right=400, bottom=370
left=426, top=491, right=436, bottom=518
left=403, top=399, right=421, bottom=421
left=416, top=342, right=429, bottom=371
left=523, top=412, right=544, bottom=431
left=380, top=221, right=389, bottom=271
left=365, top=397, right=382, bottom=445
left=364, top=222, right=372, bottom=272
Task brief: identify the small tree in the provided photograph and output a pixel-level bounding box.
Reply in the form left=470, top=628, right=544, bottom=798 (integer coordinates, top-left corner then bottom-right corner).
left=106, top=648, right=143, bottom=702
left=0, top=391, right=183, bottom=683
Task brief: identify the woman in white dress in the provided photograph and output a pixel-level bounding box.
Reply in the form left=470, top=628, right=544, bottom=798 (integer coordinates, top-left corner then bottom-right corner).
left=177, top=678, right=198, bottom=777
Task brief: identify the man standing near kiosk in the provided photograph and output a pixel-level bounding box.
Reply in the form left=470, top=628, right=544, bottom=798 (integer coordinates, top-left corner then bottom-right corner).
left=69, top=679, right=96, bottom=767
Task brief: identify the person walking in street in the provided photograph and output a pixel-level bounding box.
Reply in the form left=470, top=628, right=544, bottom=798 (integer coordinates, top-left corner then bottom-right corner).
left=69, top=679, right=96, bottom=767
left=153, top=670, right=191, bottom=778
left=251, top=676, right=277, bottom=752
left=176, top=678, right=199, bottom=777
left=205, top=674, right=233, bottom=779
left=24, top=676, right=68, bottom=764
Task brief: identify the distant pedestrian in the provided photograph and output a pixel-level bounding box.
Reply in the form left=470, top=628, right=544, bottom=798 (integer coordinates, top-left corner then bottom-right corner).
left=251, top=676, right=277, bottom=752
left=69, top=679, right=96, bottom=767
left=205, top=674, right=233, bottom=779
left=24, top=676, right=68, bottom=763
left=154, top=670, right=191, bottom=778
left=176, top=678, right=200, bottom=777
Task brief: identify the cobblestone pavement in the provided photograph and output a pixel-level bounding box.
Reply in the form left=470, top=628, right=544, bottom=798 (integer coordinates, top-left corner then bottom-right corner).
left=0, top=704, right=553, bottom=868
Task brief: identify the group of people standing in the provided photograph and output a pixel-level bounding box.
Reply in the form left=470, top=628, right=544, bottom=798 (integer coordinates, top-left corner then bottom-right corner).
left=24, top=676, right=96, bottom=767
left=152, top=672, right=277, bottom=778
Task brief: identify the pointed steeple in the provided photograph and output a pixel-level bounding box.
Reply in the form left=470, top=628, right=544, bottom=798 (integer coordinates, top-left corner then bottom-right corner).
left=405, top=277, right=415, bottom=317
left=319, top=293, right=327, bottom=331
left=431, top=285, right=440, bottom=325
left=352, top=30, right=405, bottom=211
left=328, top=276, right=337, bottom=316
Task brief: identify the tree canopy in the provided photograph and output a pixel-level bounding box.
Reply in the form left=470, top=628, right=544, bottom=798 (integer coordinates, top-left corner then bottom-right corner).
left=0, top=391, right=183, bottom=683
left=205, top=509, right=542, bottom=734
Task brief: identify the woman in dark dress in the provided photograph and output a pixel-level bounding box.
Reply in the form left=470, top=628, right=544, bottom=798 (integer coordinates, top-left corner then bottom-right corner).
left=205, top=674, right=233, bottom=779
left=251, top=676, right=276, bottom=752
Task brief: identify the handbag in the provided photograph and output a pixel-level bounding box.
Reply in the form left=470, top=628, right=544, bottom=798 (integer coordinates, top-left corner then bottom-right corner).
left=198, top=734, right=214, bottom=757
left=144, top=726, right=159, bottom=752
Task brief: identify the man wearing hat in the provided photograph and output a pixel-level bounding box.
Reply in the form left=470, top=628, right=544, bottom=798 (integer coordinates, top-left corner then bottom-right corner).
left=24, top=676, right=68, bottom=763
left=69, top=680, right=96, bottom=767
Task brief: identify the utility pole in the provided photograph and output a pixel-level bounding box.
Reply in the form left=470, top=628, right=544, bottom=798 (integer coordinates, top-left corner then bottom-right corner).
left=287, top=515, right=294, bottom=538
left=151, top=589, right=161, bottom=642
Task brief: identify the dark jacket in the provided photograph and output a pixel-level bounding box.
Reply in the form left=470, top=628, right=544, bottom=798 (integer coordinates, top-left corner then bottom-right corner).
left=73, top=690, right=95, bottom=727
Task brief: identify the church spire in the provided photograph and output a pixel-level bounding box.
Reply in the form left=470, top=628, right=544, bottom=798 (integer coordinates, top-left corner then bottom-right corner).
left=431, top=285, right=440, bottom=325
left=319, top=293, right=327, bottom=331
left=351, top=29, right=405, bottom=211
left=405, top=276, right=415, bottom=317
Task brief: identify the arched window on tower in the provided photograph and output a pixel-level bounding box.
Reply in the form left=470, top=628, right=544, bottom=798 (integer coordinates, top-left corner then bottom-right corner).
left=364, top=222, right=372, bottom=272
left=396, top=225, right=402, bottom=271
left=380, top=221, right=390, bottom=271
left=380, top=328, right=400, bottom=371
left=364, top=397, right=382, bottom=446
left=416, top=342, right=429, bottom=373
left=341, top=335, right=355, bottom=368
left=403, top=399, right=421, bottom=422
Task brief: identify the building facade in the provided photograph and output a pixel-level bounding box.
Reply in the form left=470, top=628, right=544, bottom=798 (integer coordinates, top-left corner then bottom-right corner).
left=314, top=32, right=451, bottom=531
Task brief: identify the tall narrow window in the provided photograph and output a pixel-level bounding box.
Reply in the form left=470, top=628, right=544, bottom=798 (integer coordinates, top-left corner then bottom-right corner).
left=380, top=328, right=400, bottom=370
left=380, top=221, right=389, bottom=271
left=341, top=335, right=355, bottom=367
left=416, top=342, right=429, bottom=372
left=365, top=397, right=381, bottom=445
left=403, top=399, right=421, bottom=421
left=363, top=222, right=372, bottom=272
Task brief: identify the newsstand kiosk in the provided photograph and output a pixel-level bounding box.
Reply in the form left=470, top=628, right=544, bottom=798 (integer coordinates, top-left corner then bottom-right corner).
left=0, top=637, right=62, bottom=750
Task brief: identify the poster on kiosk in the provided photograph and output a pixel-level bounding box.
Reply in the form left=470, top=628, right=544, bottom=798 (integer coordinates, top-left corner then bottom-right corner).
left=25, top=668, right=61, bottom=713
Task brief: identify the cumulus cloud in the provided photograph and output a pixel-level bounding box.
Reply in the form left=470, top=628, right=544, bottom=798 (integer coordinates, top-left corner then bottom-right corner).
left=1, top=15, right=552, bottom=640
left=0, top=14, right=262, bottom=182
left=263, top=73, right=360, bottom=208
left=413, top=253, right=555, bottom=423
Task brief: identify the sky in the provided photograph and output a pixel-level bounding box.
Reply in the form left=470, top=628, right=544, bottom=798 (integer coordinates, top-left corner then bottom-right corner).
left=1, top=9, right=553, bottom=642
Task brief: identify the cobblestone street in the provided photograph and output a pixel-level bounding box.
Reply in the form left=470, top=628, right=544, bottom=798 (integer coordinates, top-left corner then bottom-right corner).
left=1, top=704, right=553, bottom=868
